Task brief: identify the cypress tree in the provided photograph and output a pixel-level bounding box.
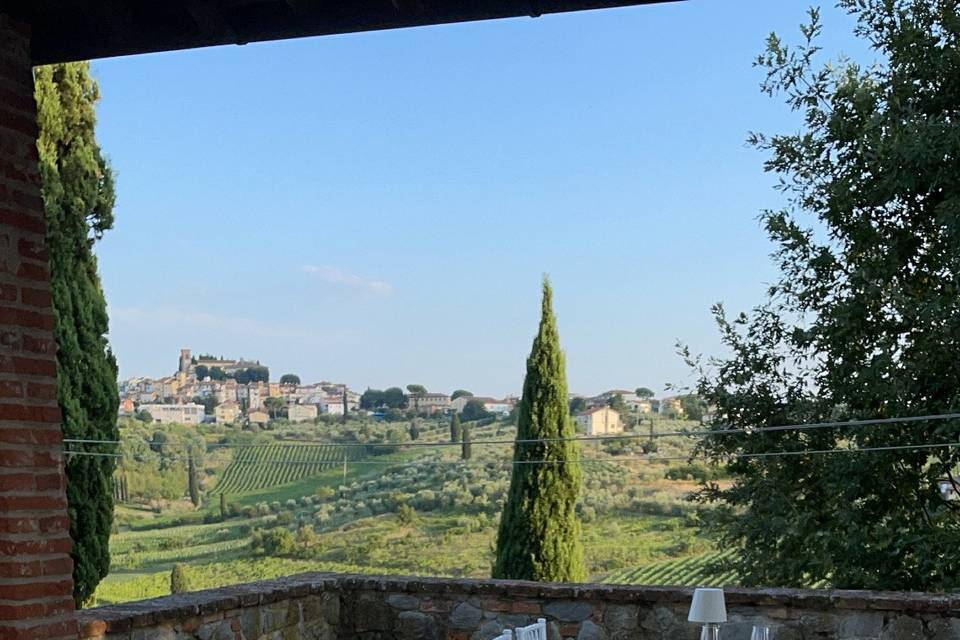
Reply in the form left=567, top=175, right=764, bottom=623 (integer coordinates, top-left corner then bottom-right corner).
left=461, top=424, right=472, bottom=460
left=187, top=456, right=200, bottom=507
left=493, top=277, right=584, bottom=582
left=450, top=412, right=462, bottom=443
left=35, top=63, right=119, bottom=605
left=170, top=563, right=191, bottom=594
left=220, top=493, right=227, bottom=522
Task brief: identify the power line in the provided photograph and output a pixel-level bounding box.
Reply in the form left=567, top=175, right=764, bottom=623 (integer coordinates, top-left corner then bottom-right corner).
left=61, top=411, right=960, bottom=452
left=75, top=439, right=960, bottom=467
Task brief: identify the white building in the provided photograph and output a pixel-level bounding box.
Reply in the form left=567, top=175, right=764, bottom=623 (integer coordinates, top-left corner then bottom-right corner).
left=288, top=403, right=318, bottom=422
left=575, top=406, right=622, bottom=436
left=140, top=403, right=205, bottom=425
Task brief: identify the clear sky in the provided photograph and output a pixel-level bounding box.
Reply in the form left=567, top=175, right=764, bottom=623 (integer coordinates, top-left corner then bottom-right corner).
left=91, top=0, right=867, bottom=398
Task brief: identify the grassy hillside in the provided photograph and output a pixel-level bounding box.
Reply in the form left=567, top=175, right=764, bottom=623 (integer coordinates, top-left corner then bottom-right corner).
left=95, top=415, right=729, bottom=605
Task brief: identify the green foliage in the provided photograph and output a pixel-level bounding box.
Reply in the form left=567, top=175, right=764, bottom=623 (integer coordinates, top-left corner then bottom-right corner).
left=605, top=550, right=737, bottom=587
left=679, top=395, right=706, bottom=422
left=170, top=563, right=191, bottom=594
left=193, top=395, right=219, bottom=415
left=408, top=421, right=420, bottom=441
left=383, top=387, right=407, bottom=409
left=135, top=409, right=153, bottom=423
left=214, top=444, right=363, bottom=494
left=251, top=527, right=296, bottom=555
left=451, top=390, right=473, bottom=400
left=693, top=2, right=960, bottom=591
left=635, top=388, right=655, bottom=400
left=264, top=396, right=285, bottom=419
left=406, top=384, right=427, bottom=395
left=360, top=387, right=407, bottom=410
left=664, top=463, right=722, bottom=483
left=397, top=503, right=417, bottom=526
left=449, top=413, right=462, bottom=443
left=569, top=396, right=588, bottom=414
left=461, top=399, right=491, bottom=422
left=280, top=374, right=301, bottom=385
left=607, top=393, right=628, bottom=414
left=220, top=494, right=227, bottom=522
left=461, top=425, right=472, bottom=461
left=493, top=278, right=584, bottom=581
left=194, top=365, right=209, bottom=380
left=36, top=62, right=119, bottom=605
left=187, top=457, right=200, bottom=507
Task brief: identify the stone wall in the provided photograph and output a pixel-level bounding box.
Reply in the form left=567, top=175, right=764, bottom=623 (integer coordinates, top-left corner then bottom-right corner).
left=78, top=573, right=960, bottom=640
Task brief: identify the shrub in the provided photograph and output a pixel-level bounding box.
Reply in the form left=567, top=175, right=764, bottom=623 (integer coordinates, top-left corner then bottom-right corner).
left=251, top=528, right=296, bottom=555
left=397, top=504, right=417, bottom=526
left=170, top=564, right=191, bottom=594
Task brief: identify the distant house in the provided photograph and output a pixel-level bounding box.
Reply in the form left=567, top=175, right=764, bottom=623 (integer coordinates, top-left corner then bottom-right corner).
left=322, top=401, right=345, bottom=416
left=409, top=393, right=451, bottom=414
left=483, top=399, right=514, bottom=415
left=659, top=395, right=684, bottom=417
left=247, top=410, right=269, bottom=426
left=214, top=402, right=241, bottom=424
left=139, top=403, right=205, bottom=425
left=288, top=403, right=318, bottom=422
left=628, top=399, right=653, bottom=413
left=575, top=406, right=622, bottom=436
left=451, top=395, right=515, bottom=414
left=118, top=398, right=135, bottom=416
left=451, top=395, right=484, bottom=413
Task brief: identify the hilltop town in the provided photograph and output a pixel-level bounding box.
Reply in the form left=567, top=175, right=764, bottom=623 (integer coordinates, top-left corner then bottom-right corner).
left=118, top=348, right=694, bottom=429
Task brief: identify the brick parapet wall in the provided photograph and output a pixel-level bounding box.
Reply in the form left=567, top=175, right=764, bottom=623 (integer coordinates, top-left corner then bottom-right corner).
left=0, top=13, right=77, bottom=640
left=78, top=573, right=960, bottom=640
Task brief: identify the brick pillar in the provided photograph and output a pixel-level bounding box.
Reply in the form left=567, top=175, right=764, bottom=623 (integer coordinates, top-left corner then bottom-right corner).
left=0, top=14, right=78, bottom=640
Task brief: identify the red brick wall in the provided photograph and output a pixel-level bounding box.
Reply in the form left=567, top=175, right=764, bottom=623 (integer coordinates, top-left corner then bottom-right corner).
left=0, top=13, right=77, bottom=640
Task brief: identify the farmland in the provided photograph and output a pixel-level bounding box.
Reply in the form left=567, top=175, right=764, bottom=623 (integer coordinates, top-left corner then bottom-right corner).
left=604, top=550, right=736, bottom=587
left=213, top=443, right=365, bottom=494
left=95, top=414, right=731, bottom=605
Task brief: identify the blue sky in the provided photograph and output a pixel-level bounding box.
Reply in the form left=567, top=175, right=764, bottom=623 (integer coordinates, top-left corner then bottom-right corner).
left=91, top=0, right=866, bottom=397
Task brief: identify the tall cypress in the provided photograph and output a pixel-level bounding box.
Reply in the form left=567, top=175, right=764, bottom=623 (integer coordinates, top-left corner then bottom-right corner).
left=450, top=412, right=462, bottom=443
left=493, top=277, right=584, bottom=582
left=187, top=456, right=200, bottom=507
left=35, top=63, right=119, bottom=605
left=461, top=424, right=472, bottom=460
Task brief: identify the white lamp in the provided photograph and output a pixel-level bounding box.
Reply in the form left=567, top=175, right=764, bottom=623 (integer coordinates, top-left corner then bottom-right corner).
left=688, top=588, right=727, bottom=640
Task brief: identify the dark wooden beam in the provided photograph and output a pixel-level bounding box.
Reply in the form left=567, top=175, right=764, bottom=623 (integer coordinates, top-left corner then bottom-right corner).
left=12, top=0, right=684, bottom=65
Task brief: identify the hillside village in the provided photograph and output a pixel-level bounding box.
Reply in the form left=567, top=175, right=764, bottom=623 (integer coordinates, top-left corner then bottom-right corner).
left=118, top=348, right=692, bottom=429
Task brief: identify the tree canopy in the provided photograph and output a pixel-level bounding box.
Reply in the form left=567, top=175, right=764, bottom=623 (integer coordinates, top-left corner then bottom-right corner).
left=460, top=399, right=491, bottom=422
left=451, top=389, right=473, bottom=400
left=493, top=278, right=584, bottom=581
left=607, top=393, right=627, bottom=414
left=693, top=1, right=960, bottom=591
left=280, top=373, right=301, bottom=385
left=36, top=62, right=119, bottom=605
left=635, top=387, right=654, bottom=399
left=568, top=397, right=587, bottom=414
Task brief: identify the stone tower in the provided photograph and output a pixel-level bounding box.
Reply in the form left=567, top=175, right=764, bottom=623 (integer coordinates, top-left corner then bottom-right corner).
left=179, top=348, right=192, bottom=374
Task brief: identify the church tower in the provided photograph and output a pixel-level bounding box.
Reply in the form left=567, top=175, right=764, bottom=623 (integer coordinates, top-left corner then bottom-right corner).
left=179, top=348, right=192, bottom=374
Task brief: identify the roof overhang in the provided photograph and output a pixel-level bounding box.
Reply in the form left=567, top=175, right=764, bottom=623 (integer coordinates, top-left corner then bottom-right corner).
left=8, top=0, right=682, bottom=65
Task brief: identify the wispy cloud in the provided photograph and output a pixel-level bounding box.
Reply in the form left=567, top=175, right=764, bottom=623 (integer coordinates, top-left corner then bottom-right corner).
left=301, top=265, right=392, bottom=295
left=109, top=306, right=317, bottom=341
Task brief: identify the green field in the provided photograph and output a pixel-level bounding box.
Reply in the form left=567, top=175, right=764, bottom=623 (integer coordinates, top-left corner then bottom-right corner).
left=96, top=415, right=730, bottom=606
left=213, top=443, right=366, bottom=494
left=604, top=550, right=736, bottom=587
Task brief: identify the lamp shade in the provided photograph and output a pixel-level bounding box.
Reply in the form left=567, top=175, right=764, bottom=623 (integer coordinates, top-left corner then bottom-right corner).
left=688, top=588, right=727, bottom=623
